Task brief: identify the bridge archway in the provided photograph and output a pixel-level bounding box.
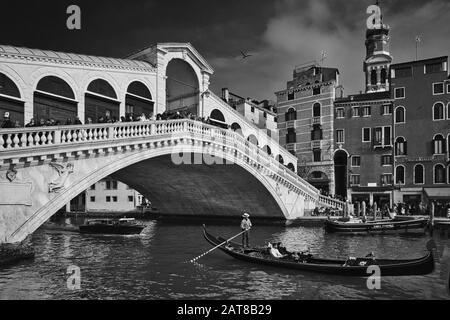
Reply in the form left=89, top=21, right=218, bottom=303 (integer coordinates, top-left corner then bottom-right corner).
left=166, top=58, right=200, bottom=116
left=0, top=72, right=24, bottom=126
left=209, top=109, right=228, bottom=129
left=247, top=134, right=259, bottom=146
left=34, top=76, right=77, bottom=125
left=125, top=81, right=154, bottom=118
left=85, top=79, right=120, bottom=123
left=262, top=145, right=272, bottom=156
left=276, top=154, right=284, bottom=165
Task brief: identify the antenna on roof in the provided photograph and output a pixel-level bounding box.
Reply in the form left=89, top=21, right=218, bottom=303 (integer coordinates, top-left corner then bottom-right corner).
left=415, top=35, right=422, bottom=61
left=320, top=50, right=328, bottom=67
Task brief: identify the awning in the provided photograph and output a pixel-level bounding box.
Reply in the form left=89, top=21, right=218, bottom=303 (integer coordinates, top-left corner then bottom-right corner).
left=424, top=188, right=450, bottom=200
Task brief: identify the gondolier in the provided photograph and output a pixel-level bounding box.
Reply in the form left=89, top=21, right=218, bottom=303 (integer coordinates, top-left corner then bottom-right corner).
left=240, top=213, right=252, bottom=248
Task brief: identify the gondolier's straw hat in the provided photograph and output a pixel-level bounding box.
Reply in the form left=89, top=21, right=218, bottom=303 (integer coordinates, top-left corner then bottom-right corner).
left=242, top=213, right=250, bottom=218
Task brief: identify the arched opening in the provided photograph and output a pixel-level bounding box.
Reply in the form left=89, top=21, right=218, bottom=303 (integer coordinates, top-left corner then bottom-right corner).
left=313, top=103, right=321, bottom=118
left=262, top=145, right=272, bottom=155
left=380, top=68, right=387, bottom=84
left=434, top=164, right=446, bottom=184
left=395, top=106, right=405, bottom=123
left=287, top=163, right=295, bottom=172
left=308, top=171, right=330, bottom=194
left=371, top=69, right=377, bottom=85
left=285, top=108, right=296, bottom=121
left=34, top=76, right=77, bottom=125
left=166, top=58, right=199, bottom=116
left=414, top=164, right=424, bottom=185
left=334, top=150, right=347, bottom=199
left=433, top=102, right=445, bottom=120
left=276, top=155, right=284, bottom=165
left=433, top=134, right=446, bottom=155
left=0, top=73, right=24, bottom=127
left=125, top=81, right=154, bottom=119
left=247, top=134, right=258, bottom=146
left=209, top=109, right=228, bottom=129
left=395, top=165, right=405, bottom=185
left=85, top=79, right=119, bottom=123
left=395, top=137, right=407, bottom=156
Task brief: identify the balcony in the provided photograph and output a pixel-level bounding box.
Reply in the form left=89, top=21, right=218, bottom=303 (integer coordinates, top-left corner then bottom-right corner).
left=311, top=140, right=322, bottom=150
left=373, top=142, right=392, bottom=150
left=311, top=117, right=322, bottom=126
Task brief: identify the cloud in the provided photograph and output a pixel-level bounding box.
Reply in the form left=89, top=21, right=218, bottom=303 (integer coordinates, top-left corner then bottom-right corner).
left=209, top=0, right=450, bottom=100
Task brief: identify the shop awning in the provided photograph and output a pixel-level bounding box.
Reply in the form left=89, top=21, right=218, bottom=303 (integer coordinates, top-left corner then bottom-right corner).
left=424, top=188, right=450, bottom=200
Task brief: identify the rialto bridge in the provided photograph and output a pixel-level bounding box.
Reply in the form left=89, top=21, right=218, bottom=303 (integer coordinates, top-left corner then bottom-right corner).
left=0, top=43, right=343, bottom=244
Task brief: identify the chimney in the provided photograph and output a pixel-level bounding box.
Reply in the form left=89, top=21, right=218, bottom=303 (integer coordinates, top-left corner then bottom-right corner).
left=221, top=88, right=229, bottom=103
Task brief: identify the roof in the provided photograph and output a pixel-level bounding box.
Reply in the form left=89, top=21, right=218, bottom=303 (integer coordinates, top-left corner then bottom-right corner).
left=0, top=45, right=155, bottom=71
left=391, top=56, right=448, bottom=69
left=335, top=91, right=391, bottom=104
left=424, top=188, right=450, bottom=199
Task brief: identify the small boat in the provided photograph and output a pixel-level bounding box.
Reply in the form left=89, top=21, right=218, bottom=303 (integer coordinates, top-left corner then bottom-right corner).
left=202, top=226, right=435, bottom=277
left=324, top=217, right=429, bottom=234
left=79, top=218, right=145, bottom=235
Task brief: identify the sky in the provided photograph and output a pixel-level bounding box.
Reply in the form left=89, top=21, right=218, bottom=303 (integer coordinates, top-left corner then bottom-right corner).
left=0, top=0, right=449, bottom=101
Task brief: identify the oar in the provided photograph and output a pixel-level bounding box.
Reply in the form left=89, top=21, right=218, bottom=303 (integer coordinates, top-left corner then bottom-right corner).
left=188, top=228, right=248, bottom=263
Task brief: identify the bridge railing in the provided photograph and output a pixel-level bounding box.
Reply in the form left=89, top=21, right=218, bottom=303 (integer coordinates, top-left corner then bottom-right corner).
left=0, top=119, right=343, bottom=209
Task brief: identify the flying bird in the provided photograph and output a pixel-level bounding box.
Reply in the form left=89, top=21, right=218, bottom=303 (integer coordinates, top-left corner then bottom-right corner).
left=240, top=51, right=253, bottom=59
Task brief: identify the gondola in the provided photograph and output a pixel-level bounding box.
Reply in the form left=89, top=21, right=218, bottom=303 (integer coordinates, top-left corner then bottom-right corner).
left=202, top=226, right=435, bottom=277
left=79, top=218, right=145, bottom=235
left=324, top=217, right=429, bottom=234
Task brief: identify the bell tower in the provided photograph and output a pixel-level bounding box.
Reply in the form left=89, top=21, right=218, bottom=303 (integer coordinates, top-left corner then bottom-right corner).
left=364, top=1, right=392, bottom=93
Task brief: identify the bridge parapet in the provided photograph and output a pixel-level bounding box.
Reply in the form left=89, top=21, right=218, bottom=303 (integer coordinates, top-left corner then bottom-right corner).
left=0, top=120, right=343, bottom=211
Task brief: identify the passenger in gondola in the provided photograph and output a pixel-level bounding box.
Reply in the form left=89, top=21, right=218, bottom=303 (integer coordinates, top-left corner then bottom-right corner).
left=267, top=243, right=287, bottom=259
left=240, top=213, right=252, bottom=248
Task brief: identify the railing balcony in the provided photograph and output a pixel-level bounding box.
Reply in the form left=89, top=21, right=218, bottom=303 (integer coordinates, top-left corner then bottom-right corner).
left=311, top=117, right=322, bottom=126
left=311, top=140, right=322, bottom=150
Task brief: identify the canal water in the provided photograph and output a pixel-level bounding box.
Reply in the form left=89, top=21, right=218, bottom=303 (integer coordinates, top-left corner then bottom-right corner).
left=0, top=218, right=449, bottom=300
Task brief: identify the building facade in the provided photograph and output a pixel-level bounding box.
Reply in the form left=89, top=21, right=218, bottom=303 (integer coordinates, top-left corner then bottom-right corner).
left=391, top=56, right=450, bottom=216
left=275, top=64, right=341, bottom=194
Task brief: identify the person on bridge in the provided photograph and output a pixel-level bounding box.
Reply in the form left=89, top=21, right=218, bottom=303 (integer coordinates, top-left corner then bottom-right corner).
left=240, top=213, right=252, bottom=248
left=1, top=112, right=14, bottom=128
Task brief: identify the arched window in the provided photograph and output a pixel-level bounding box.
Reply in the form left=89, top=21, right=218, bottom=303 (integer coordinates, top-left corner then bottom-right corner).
left=247, top=134, right=258, bottom=146
left=371, top=69, right=377, bottom=85
left=287, top=163, right=295, bottom=172
left=434, top=164, right=446, bottom=184
left=286, top=128, right=296, bottom=144
left=0, top=73, right=21, bottom=98
left=313, top=103, right=321, bottom=118
left=262, top=145, right=272, bottom=155
left=395, top=106, right=405, bottom=123
left=126, top=81, right=153, bottom=117
left=395, top=165, right=405, bottom=185
left=231, top=122, right=242, bottom=135
left=210, top=109, right=225, bottom=123
left=276, top=155, right=284, bottom=165
left=127, top=81, right=152, bottom=100
left=285, top=108, right=296, bottom=121
left=37, top=76, right=75, bottom=99
left=433, top=102, right=445, bottom=120
left=414, top=164, right=424, bottom=185
left=395, top=137, right=407, bottom=156
left=87, top=79, right=117, bottom=99
left=433, top=134, right=446, bottom=155
left=85, top=79, right=119, bottom=123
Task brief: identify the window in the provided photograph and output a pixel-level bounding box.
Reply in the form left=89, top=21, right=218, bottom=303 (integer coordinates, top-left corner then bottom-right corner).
left=106, top=181, right=111, bottom=190
left=112, top=181, right=118, bottom=190
left=433, top=102, right=445, bottom=120
left=395, top=166, right=405, bottom=185
left=426, top=62, right=443, bottom=74
left=351, top=156, right=361, bottom=167
left=288, top=92, right=295, bottom=100
left=394, top=87, right=405, bottom=99
left=382, top=104, right=393, bottom=115
left=434, top=164, right=446, bottom=184
left=313, top=103, right=321, bottom=117
left=381, top=155, right=392, bottom=166
left=374, top=127, right=391, bottom=147
left=395, top=137, right=407, bottom=156
left=362, top=106, right=371, bottom=117
left=381, top=174, right=393, bottom=186
left=286, top=128, right=296, bottom=144
left=433, top=134, right=446, bottom=154
left=371, top=70, right=377, bottom=85
left=395, top=106, right=405, bottom=123
left=285, top=108, right=296, bottom=121
left=447, top=83, right=450, bottom=94
left=433, top=83, right=444, bottom=95
left=313, top=87, right=321, bottom=96
left=380, top=68, right=387, bottom=84
left=311, top=127, right=322, bottom=141
left=90, top=196, right=95, bottom=202
left=106, top=196, right=111, bottom=202
left=128, top=196, right=134, bottom=202
left=263, top=112, right=267, bottom=118
left=90, top=184, right=96, bottom=190
left=362, top=128, right=371, bottom=142
left=336, top=108, right=345, bottom=119
left=394, top=66, right=412, bottom=78
left=352, top=107, right=361, bottom=117
left=313, top=150, right=321, bottom=162
left=448, top=103, right=450, bottom=120
left=112, top=196, right=118, bottom=202
left=414, top=164, right=424, bottom=184
left=350, top=175, right=360, bottom=186
left=336, top=129, right=344, bottom=143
